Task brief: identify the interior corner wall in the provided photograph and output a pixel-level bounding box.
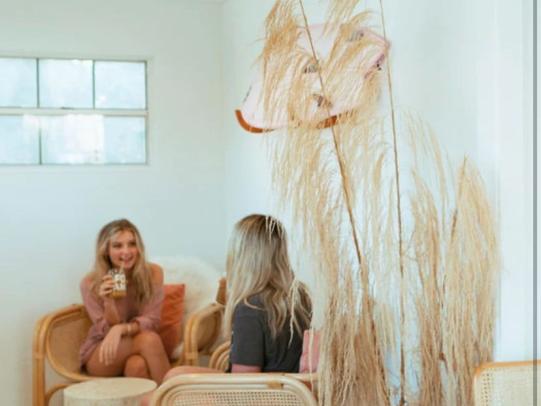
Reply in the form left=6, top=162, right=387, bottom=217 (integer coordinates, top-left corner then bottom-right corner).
left=0, top=1, right=225, bottom=404
left=493, top=0, right=534, bottom=361
left=221, top=0, right=535, bottom=367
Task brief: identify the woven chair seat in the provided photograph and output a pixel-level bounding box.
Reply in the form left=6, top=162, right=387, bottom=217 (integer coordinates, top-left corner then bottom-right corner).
left=474, top=360, right=541, bottom=406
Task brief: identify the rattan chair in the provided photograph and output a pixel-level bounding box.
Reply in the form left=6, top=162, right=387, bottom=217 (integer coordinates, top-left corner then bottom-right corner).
left=473, top=360, right=541, bottom=405
left=33, top=304, right=93, bottom=406
left=149, top=373, right=318, bottom=406
left=32, top=278, right=226, bottom=406
left=182, top=278, right=226, bottom=366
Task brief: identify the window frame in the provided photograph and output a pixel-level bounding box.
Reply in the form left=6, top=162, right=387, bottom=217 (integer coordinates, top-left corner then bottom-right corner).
left=0, top=56, right=149, bottom=166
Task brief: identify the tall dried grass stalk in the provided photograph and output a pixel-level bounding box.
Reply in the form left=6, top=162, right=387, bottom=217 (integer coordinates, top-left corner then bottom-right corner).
left=440, top=158, right=499, bottom=405
left=259, top=0, right=306, bottom=125
left=405, top=117, right=499, bottom=406
left=407, top=118, right=450, bottom=406
left=375, top=0, right=408, bottom=402
left=256, top=2, right=499, bottom=405
left=270, top=119, right=394, bottom=405
left=326, top=0, right=363, bottom=27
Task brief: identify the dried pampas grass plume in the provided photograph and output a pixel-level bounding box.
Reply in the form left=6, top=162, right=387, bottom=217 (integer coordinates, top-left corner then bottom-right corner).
left=327, top=0, right=363, bottom=27
left=260, top=0, right=303, bottom=125
left=440, top=157, right=499, bottom=405
left=253, top=1, right=500, bottom=406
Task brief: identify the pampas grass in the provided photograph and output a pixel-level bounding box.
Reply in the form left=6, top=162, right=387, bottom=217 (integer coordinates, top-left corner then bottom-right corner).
left=253, top=1, right=500, bottom=405
left=327, top=0, right=363, bottom=26
left=440, top=158, right=499, bottom=405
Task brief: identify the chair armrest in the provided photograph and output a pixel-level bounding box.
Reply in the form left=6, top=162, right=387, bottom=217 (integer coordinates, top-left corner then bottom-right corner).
left=182, top=302, right=225, bottom=366
left=150, top=373, right=318, bottom=406
left=209, top=341, right=231, bottom=371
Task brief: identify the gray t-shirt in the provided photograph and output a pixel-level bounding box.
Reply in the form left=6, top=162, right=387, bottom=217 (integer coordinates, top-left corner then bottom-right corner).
left=229, top=296, right=304, bottom=372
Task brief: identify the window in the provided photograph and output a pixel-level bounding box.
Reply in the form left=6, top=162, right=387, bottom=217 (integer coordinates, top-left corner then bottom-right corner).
left=0, top=57, right=147, bottom=165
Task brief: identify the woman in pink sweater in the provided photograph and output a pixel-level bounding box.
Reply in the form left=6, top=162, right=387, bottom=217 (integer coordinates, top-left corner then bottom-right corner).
left=79, top=219, right=169, bottom=383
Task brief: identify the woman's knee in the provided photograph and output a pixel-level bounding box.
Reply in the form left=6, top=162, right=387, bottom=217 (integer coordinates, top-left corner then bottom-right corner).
left=164, top=366, right=220, bottom=381
left=124, top=355, right=149, bottom=378
left=133, top=330, right=165, bottom=354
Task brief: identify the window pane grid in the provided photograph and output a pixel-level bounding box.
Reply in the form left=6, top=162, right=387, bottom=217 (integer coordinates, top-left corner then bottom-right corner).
left=0, top=57, right=147, bottom=165
left=92, top=61, right=96, bottom=109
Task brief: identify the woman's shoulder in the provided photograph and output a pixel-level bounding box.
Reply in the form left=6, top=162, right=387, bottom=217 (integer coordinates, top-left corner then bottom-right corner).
left=79, top=273, right=98, bottom=298
left=148, top=262, right=164, bottom=285
left=80, top=273, right=95, bottom=289
left=234, top=295, right=265, bottom=317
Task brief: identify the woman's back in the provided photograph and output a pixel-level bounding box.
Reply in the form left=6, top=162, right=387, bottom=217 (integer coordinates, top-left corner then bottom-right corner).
left=229, top=295, right=305, bottom=372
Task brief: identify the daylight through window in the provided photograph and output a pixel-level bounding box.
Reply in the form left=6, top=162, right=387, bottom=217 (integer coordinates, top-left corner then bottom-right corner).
left=0, top=57, right=147, bottom=165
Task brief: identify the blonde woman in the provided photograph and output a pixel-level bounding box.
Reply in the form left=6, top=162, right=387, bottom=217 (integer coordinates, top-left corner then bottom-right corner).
left=79, top=219, right=169, bottom=383
left=166, top=214, right=312, bottom=376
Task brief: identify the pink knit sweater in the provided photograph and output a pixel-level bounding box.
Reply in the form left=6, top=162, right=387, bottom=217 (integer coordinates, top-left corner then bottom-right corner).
left=79, top=276, right=164, bottom=367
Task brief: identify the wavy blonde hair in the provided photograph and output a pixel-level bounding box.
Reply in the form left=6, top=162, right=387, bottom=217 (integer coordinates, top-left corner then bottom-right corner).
left=89, top=219, right=153, bottom=305
left=224, top=214, right=312, bottom=339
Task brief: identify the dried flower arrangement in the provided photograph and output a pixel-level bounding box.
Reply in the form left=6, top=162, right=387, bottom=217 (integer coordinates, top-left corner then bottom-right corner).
left=236, top=1, right=500, bottom=405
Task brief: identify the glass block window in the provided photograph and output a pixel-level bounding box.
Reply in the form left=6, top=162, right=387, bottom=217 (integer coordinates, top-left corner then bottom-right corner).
left=0, top=57, right=147, bottom=165
left=95, top=62, right=146, bottom=109
left=0, top=115, right=40, bottom=164
left=0, top=58, right=37, bottom=107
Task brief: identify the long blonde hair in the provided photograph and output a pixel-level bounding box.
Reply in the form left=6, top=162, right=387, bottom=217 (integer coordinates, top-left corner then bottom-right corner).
left=89, top=219, right=153, bottom=304
left=224, top=214, right=312, bottom=339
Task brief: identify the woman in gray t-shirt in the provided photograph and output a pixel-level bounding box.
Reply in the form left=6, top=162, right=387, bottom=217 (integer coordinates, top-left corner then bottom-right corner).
left=165, top=214, right=312, bottom=377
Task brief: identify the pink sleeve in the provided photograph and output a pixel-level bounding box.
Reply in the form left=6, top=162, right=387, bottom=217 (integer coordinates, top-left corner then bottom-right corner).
left=133, top=284, right=164, bottom=331
left=80, top=277, right=110, bottom=337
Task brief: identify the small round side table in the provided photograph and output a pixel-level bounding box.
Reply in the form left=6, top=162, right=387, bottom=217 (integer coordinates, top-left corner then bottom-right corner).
left=64, top=377, right=157, bottom=406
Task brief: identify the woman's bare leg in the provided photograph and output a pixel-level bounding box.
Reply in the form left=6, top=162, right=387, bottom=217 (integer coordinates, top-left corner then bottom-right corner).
left=85, top=337, right=135, bottom=377
left=131, top=330, right=169, bottom=383
left=85, top=331, right=169, bottom=383
left=164, top=365, right=221, bottom=380
left=124, top=355, right=150, bottom=378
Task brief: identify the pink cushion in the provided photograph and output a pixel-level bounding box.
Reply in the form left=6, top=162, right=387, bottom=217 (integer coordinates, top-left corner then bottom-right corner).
left=299, top=329, right=320, bottom=373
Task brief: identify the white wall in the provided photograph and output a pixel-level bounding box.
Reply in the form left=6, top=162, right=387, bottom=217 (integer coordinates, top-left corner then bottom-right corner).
left=221, top=0, right=535, bottom=363
left=0, top=0, right=225, bottom=404
left=493, top=0, right=534, bottom=361
left=0, top=0, right=534, bottom=403
left=381, top=0, right=534, bottom=361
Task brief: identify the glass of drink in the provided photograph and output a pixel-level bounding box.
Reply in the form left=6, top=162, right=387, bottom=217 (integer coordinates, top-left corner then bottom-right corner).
left=109, top=268, right=126, bottom=298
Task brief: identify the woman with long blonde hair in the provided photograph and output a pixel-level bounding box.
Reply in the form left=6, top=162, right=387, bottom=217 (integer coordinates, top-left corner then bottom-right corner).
left=166, top=214, right=311, bottom=377
left=80, top=219, right=169, bottom=383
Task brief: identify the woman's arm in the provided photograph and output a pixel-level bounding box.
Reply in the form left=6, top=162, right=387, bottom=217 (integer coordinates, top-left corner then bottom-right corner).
left=99, top=274, right=121, bottom=325
left=80, top=277, right=115, bottom=336
left=102, top=297, right=121, bottom=325
left=231, top=364, right=262, bottom=373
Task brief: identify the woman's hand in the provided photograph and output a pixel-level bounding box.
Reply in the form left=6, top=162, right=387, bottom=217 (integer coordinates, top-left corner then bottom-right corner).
left=98, top=274, right=114, bottom=298
left=99, top=324, right=124, bottom=366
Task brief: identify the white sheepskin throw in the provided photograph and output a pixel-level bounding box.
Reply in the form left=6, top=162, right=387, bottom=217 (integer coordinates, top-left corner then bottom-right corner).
left=152, top=255, right=223, bottom=317
left=151, top=256, right=223, bottom=360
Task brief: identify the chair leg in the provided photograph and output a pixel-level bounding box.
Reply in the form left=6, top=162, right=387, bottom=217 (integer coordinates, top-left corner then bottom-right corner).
left=183, top=315, right=197, bottom=366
